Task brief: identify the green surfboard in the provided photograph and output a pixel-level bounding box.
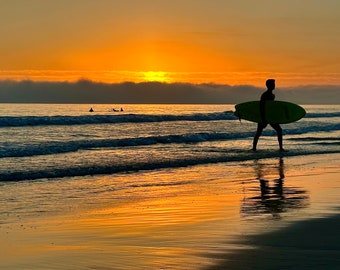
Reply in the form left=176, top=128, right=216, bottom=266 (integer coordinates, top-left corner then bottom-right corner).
left=234, top=101, right=306, bottom=124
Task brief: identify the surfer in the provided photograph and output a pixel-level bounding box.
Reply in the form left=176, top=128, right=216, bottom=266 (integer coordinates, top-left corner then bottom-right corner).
left=252, top=79, right=285, bottom=151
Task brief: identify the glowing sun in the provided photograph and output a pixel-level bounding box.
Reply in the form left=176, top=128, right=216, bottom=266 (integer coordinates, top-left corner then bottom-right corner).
left=142, top=71, right=171, bottom=83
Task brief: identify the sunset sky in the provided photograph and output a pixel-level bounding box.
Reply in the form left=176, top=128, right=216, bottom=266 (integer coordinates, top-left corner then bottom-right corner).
left=1, top=0, right=340, bottom=86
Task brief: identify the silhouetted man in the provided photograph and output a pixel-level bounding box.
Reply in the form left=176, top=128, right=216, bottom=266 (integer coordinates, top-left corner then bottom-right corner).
left=252, top=79, right=285, bottom=151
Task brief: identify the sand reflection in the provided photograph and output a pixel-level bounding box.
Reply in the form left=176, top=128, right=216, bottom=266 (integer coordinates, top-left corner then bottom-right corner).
left=241, top=158, right=309, bottom=219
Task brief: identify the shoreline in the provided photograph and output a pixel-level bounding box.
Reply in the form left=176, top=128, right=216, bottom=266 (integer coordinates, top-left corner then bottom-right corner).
left=0, top=153, right=340, bottom=269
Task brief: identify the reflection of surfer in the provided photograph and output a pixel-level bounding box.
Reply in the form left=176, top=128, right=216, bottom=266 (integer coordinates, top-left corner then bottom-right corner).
left=252, top=79, right=285, bottom=151
left=241, top=158, right=308, bottom=219
left=257, top=158, right=285, bottom=206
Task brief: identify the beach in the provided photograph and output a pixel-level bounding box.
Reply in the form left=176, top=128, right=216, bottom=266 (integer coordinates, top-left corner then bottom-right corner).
left=1, top=152, right=340, bottom=269
left=0, top=103, right=339, bottom=269
left=209, top=215, right=340, bottom=270
left=207, top=154, right=340, bottom=270
left=2, top=0, right=340, bottom=268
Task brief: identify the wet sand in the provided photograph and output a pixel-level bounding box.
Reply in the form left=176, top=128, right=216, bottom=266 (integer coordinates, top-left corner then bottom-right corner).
left=208, top=214, right=340, bottom=270
left=0, top=153, right=340, bottom=269
left=207, top=153, right=340, bottom=270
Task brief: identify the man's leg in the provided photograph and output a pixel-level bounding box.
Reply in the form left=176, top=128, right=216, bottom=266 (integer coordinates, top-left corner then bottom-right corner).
left=252, top=123, right=266, bottom=150
left=271, top=124, right=283, bottom=150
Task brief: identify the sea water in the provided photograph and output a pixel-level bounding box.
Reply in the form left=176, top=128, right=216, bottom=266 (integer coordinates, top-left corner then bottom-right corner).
left=0, top=104, right=339, bottom=182
left=0, top=103, right=339, bottom=269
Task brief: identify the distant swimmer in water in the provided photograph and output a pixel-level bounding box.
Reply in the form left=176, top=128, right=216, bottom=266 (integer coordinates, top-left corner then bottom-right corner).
left=89, top=107, right=94, bottom=112
left=112, top=107, right=124, bottom=112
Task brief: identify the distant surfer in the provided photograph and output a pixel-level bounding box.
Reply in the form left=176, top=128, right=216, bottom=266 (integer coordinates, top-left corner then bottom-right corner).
left=89, top=107, right=94, bottom=112
left=252, top=79, right=285, bottom=151
left=112, top=107, right=124, bottom=112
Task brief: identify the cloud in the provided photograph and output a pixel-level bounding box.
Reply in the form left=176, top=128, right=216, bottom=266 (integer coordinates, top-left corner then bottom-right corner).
left=0, top=80, right=339, bottom=104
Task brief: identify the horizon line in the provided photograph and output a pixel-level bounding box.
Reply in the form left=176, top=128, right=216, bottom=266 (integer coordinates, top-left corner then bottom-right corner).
left=1, top=70, right=340, bottom=87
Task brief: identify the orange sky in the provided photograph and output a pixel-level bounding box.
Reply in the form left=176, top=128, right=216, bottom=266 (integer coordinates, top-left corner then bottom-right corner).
left=1, top=0, right=340, bottom=86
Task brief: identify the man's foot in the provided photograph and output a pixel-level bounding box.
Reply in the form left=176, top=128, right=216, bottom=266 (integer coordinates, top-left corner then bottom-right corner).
left=279, top=148, right=288, bottom=152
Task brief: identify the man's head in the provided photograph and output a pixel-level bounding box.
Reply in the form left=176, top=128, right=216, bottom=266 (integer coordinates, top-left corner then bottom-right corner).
left=266, top=79, right=275, bottom=90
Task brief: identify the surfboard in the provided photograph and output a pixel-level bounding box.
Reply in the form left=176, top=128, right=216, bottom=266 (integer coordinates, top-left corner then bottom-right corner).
left=234, top=101, right=306, bottom=124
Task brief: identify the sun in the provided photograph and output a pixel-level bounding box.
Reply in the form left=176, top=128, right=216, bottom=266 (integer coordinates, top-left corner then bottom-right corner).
left=142, top=71, right=171, bottom=83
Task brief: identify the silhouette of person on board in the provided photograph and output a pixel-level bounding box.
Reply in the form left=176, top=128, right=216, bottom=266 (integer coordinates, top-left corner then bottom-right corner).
left=252, top=79, right=285, bottom=151
left=89, top=107, right=94, bottom=112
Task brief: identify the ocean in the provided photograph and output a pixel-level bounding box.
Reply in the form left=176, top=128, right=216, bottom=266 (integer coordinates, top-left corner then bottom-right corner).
left=0, top=104, right=339, bottom=182
left=0, top=103, right=339, bottom=269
